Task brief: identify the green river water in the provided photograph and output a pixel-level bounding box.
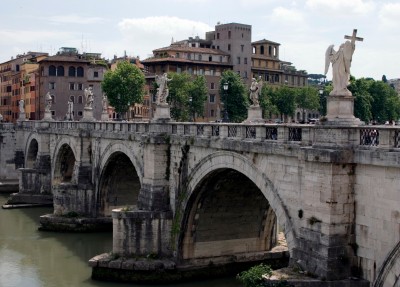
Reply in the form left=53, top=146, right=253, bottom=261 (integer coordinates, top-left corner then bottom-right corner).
left=0, top=195, right=240, bottom=287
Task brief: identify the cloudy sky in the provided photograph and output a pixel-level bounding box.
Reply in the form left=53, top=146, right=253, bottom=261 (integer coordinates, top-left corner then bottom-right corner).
left=1, top=0, right=399, bottom=80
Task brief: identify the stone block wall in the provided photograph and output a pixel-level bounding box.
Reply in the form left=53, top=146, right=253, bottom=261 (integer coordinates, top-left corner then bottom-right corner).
left=354, top=163, right=400, bottom=284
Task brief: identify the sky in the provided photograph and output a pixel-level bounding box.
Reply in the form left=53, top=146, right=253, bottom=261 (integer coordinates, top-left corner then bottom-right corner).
left=1, top=0, right=399, bottom=80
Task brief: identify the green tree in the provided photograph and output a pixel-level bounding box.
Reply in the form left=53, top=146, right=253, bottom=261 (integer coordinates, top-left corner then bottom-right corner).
left=167, top=72, right=192, bottom=121
left=271, top=86, right=296, bottom=121
left=220, top=70, right=248, bottom=122
left=259, top=84, right=279, bottom=120
left=295, top=86, right=320, bottom=121
left=101, top=61, right=145, bottom=118
left=188, top=75, right=208, bottom=121
left=349, top=77, right=373, bottom=122
left=369, top=80, right=400, bottom=123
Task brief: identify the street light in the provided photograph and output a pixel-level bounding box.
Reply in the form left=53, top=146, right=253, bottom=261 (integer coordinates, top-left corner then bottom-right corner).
left=222, top=82, right=229, bottom=122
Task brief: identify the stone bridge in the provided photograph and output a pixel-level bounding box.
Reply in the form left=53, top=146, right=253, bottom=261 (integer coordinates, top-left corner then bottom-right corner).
left=2, top=120, right=400, bottom=286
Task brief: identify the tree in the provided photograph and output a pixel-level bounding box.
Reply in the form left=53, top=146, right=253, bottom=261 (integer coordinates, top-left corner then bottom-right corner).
left=259, top=84, right=279, bottom=119
left=369, top=80, right=400, bottom=123
left=295, top=86, right=320, bottom=121
left=270, top=86, right=296, bottom=121
left=167, top=72, right=192, bottom=121
left=349, top=77, right=373, bottom=122
left=220, top=70, right=248, bottom=122
left=101, top=61, right=145, bottom=118
left=188, top=75, right=208, bottom=121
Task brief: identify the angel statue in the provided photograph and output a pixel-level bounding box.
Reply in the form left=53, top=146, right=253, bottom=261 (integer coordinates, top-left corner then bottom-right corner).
left=325, top=29, right=363, bottom=96
left=249, top=77, right=262, bottom=106
left=84, top=87, right=94, bottom=109
left=45, top=92, right=53, bottom=112
left=155, top=73, right=172, bottom=105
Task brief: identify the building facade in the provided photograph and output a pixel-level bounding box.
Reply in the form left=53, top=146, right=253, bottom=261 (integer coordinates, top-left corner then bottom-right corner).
left=142, top=40, right=232, bottom=122
left=0, top=52, right=48, bottom=122
left=38, top=48, right=107, bottom=121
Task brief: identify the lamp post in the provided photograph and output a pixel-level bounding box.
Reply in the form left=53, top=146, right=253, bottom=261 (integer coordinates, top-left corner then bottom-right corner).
left=222, top=82, right=229, bottom=122
left=189, top=96, right=193, bottom=122
left=319, top=89, right=324, bottom=117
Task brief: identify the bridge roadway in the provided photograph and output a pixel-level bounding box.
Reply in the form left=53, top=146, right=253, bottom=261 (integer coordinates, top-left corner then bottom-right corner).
left=1, top=120, right=400, bottom=285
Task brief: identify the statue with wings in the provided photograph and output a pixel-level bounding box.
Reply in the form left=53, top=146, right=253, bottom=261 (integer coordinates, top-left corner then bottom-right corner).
left=324, top=41, right=355, bottom=96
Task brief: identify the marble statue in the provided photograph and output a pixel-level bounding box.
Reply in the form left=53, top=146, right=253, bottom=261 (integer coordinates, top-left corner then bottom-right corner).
left=102, top=94, right=108, bottom=112
left=325, top=29, right=363, bottom=96
left=155, top=73, right=172, bottom=105
left=45, top=92, right=52, bottom=112
left=84, top=87, right=94, bottom=109
left=19, top=100, right=24, bottom=113
left=66, top=97, right=74, bottom=120
left=249, top=77, right=263, bottom=106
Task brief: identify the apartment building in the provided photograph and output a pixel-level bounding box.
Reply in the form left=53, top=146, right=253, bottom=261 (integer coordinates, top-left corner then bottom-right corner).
left=142, top=38, right=232, bottom=122
left=38, top=47, right=107, bottom=120
left=0, top=52, right=48, bottom=122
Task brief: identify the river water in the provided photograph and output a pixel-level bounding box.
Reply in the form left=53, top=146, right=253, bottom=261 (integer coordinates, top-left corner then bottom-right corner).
left=0, top=195, right=240, bottom=287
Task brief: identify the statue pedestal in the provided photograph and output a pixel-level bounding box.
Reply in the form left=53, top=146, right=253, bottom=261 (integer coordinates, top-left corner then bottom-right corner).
left=82, top=108, right=95, bottom=122
left=243, top=106, right=264, bottom=123
left=101, top=111, right=109, bottom=121
left=17, top=112, right=26, bottom=121
left=42, top=111, right=54, bottom=121
left=152, top=104, right=171, bottom=122
left=322, top=95, right=362, bottom=126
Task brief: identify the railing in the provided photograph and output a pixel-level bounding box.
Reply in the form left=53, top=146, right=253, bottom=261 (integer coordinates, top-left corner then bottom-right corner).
left=9, top=120, right=400, bottom=149
left=360, top=128, right=379, bottom=146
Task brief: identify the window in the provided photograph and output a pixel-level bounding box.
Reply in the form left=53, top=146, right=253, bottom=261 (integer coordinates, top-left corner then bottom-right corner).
left=209, top=56, right=212, bottom=62
left=176, top=53, right=180, bottom=58
left=78, top=111, right=83, bottom=116
left=16, top=64, right=20, bottom=72
left=261, top=46, right=265, bottom=55
left=51, top=95, right=55, bottom=104
left=70, top=96, right=75, bottom=103
left=244, top=71, right=248, bottom=78
left=57, top=66, right=64, bottom=76
left=210, top=109, right=214, bottom=117
left=198, top=54, right=202, bottom=61
left=49, top=82, right=56, bottom=90
left=244, top=57, right=248, bottom=64
left=94, top=71, right=99, bottom=78
left=68, top=66, right=76, bottom=77
left=219, top=56, right=223, bottom=62
left=269, top=46, right=272, bottom=55
left=209, top=94, right=215, bottom=103
left=217, top=33, right=220, bottom=39
left=241, top=45, right=244, bottom=52
left=210, top=82, right=215, bottom=89
left=69, top=83, right=75, bottom=90
left=210, top=69, right=215, bottom=76
left=199, top=69, right=204, bottom=75
left=228, top=44, right=231, bottom=51
left=49, top=65, right=56, bottom=76
left=237, top=57, right=241, bottom=64
left=177, top=66, right=182, bottom=73
left=78, top=96, right=83, bottom=104
left=78, top=83, right=83, bottom=90
left=77, top=67, right=84, bottom=77
left=228, top=31, right=231, bottom=39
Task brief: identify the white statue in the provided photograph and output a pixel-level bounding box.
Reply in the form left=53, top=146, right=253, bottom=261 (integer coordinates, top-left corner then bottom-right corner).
left=84, top=87, right=94, bottom=109
left=102, top=94, right=108, bottom=112
left=325, top=29, right=363, bottom=96
left=249, top=77, right=263, bottom=106
left=155, top=73, right=172, bottom=105
left=19, top=100, right=25, bottom=113
left=45, top=92, right=52, bottom=112
left=66, top=97, right=74, bottom=120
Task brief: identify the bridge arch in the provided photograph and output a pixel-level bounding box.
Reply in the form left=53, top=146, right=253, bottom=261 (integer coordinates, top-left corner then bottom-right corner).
left=52, top=137, right=79, bottom=185
left=97, top=142, right=143, bottom=216
left=25, top=133, right=40, bottom=168
left=178, top=151, right=297, bottom=261
left=373, top=240, right=400, bottom=287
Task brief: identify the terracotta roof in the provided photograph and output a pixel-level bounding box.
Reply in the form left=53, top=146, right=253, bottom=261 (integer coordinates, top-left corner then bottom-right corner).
left=153, top=45, right=229, bottom=56
left=252, top=39, right=281, bottom=46
left=39, top=55, right=90, bottom=63
left=142, top=57, right=232, bottom=67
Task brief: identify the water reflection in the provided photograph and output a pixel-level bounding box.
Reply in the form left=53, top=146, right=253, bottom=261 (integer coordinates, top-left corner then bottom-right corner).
left=0, top=195, right=240, bottom=287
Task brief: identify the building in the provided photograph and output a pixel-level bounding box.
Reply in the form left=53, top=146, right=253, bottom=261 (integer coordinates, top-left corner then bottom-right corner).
left=0, top=52, right=48, bottom=122
left=142, top=22, right=308, bottom=122
left=142, top=38, right=232, bottom=122
left=38, top=47, right=107, bottom=120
